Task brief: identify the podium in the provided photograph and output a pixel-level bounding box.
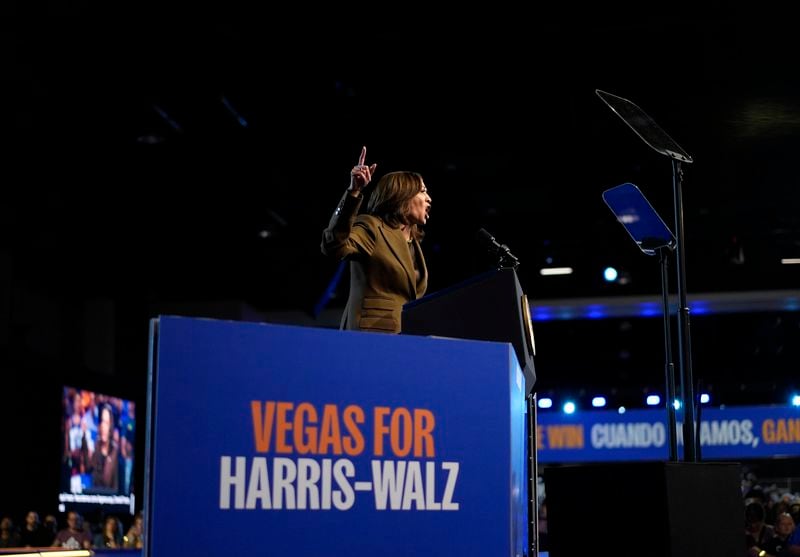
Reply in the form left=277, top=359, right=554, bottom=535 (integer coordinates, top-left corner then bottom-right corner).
left=145, top=316, right=528, bottom=556
left=402, top=267, right=539, bottom=555
left=402, top=267, right=537, bottom=396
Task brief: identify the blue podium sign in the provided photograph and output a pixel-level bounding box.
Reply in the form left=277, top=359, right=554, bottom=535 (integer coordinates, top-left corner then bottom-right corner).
left=146, top=316, right=528, bottom=556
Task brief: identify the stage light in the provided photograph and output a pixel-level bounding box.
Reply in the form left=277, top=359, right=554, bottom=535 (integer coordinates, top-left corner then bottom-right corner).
left=618, top=406, right=626, bottom=414
left=791, top=394, right=800, bottom=407
left=538, top=397, right=553, bottom=409
left=601, top=266, right=632, bottom=285
left=646, top=394, right=661, bottom=406
left=563, top=401, right=576, bottom=414
left=540, top=267, right=573, bottom=276
left=592, top=396, right=607, bottom=408
left=673, top=399, right=681, bottom=410
left=700, top=393, right=710, bottom=404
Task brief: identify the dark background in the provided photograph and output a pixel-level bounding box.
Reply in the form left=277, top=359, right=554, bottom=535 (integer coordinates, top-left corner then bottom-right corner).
left=2, top=13, right=799, bottom=518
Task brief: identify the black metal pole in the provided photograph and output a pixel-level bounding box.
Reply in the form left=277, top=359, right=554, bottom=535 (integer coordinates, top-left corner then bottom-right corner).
left=659, top=247, right=679, bottom=461
left=527, top=393, right=539, bottom=556
left=671, top=159, right=698, bottom=461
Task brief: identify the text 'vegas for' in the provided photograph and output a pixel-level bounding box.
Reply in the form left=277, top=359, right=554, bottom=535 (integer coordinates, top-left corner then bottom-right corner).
left=251, top=401, right=436, bottom=457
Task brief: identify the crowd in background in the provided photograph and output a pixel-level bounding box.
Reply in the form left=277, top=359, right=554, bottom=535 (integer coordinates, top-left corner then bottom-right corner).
left=744, top=486, right=800, bottom=556
left=0, top=509, right=143, bottom=550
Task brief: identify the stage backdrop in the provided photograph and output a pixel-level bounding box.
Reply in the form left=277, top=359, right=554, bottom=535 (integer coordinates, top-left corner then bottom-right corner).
left=146, top=315, right=528, bottom=557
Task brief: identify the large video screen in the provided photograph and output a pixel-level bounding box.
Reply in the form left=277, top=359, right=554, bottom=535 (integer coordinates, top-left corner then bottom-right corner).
left=59, top=385, right=136, bottom=515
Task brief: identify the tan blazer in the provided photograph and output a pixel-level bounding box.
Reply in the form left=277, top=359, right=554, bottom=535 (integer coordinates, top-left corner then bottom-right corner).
left=321, top=191, right=428, bottom=333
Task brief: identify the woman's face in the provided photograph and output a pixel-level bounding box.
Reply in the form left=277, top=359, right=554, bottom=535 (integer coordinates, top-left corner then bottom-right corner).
left=99, top=407, right=112, bottom=441
left=776, top=514, right=795, bottom=536
left=405, top=182, right=431, bottom=226
left=105, top=517, right=117, bottom=534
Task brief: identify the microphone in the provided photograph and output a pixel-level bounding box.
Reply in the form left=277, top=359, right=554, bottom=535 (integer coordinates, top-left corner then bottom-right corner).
left=477, top=228, right=519, bottom=266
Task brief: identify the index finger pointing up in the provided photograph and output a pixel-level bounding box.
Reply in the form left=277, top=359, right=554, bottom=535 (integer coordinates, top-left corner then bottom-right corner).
left=358, top=146, right=366, bottom=166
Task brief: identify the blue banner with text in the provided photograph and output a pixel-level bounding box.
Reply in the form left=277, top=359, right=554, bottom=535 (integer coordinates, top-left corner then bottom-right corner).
left=146, top=316, right=528, bottom=557
left=537, top=405, right=800, bottom=463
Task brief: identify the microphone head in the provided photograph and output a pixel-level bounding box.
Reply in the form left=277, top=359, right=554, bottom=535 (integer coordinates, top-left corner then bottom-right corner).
left=476, top=228, right=495, bottom=244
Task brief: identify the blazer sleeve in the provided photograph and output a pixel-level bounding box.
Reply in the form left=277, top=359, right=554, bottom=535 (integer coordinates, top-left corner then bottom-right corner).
left=321, top=190, right=377, bottom=260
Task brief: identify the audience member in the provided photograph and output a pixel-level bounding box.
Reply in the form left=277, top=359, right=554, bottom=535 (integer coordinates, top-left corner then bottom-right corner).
left=790, top=503, right=800, bottom=526
left=42, top=514, right=58, bottom=541
left=18, top=511, right=52, bottom=547
left=762, top=512, right=796, bottom=556
left=124, top=511, right=144, bottom=549
left=120, top=400, right=136, bottom=494
left=0, top=516, right=21, bottom=548
left=93, top=515, right=123, bottom=549
left=52, top=511, right=91, bottom=550
left=747, top=501, right=776, bottom=557
left=90, top=403, right=119, bottom=491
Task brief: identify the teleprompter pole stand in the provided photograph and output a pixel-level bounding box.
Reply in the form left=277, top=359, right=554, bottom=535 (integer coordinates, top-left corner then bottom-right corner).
left=658, top=246, right=679, bottom=461
left=671, top=159, right=698, bottom=461
left=603, top=183, right=680, bottom=461
left=596, top=89, right=698, bottom=462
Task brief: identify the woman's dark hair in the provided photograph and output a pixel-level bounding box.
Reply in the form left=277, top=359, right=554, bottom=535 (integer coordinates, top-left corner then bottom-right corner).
left=367, top=171, right=426, bottom=241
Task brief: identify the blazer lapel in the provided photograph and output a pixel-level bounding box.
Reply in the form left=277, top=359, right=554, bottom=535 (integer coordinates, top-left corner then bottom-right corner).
left=413, top=237, right=428, bottom=296
left=379, top=224, right=417, bottom=296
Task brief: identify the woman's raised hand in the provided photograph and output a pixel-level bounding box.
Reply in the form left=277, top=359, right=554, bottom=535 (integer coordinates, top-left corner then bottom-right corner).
left=349, top=145, right=377, bottom=194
